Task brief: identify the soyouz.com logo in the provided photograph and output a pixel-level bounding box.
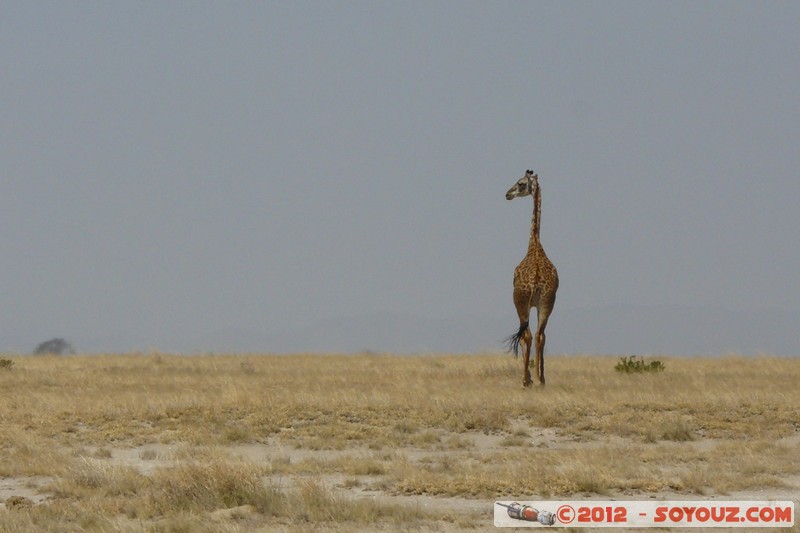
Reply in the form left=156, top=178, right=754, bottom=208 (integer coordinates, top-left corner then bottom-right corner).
left=494, top=500, right=795, bottom=528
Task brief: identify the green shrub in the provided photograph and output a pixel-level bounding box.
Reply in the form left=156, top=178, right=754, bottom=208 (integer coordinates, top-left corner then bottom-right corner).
left=614, top=356, right=664, bottom=374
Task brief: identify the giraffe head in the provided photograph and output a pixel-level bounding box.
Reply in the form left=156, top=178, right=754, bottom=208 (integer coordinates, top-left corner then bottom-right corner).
left=505, top=169, right=538, bottom=200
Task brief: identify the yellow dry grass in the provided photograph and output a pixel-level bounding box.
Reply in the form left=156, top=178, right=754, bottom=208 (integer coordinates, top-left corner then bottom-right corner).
left=1, top=353, right=799, bottom=531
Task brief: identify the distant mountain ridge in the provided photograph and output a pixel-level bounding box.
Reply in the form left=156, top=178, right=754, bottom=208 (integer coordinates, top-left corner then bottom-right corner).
left=262, top=306, right=798, bottom=356
left=23, top=306, right=797, bottom=356
left=178, top=306, right=797, bottom=356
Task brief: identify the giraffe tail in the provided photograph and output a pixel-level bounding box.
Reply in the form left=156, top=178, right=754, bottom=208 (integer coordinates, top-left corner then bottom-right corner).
left=504, top=321, right=528, bottom=358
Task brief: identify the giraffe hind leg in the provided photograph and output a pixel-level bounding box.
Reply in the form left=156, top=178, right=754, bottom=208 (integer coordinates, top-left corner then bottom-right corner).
left=522, top=326, right=533, bottom=387
left=510, top=289, right=534, bottom=387
left=505, top=321, right=528, bottom=358
left=534, top=327, right=545, bottom=386
left=504, top=323, right=532, bottom=387
left=534, top=303, right=554, bottom=386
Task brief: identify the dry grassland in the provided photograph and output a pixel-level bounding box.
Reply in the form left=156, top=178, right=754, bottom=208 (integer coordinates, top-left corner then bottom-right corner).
left=1, top=353, right=799, bottom=532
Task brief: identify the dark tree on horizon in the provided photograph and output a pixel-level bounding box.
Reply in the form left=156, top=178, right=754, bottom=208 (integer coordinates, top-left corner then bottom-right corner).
left=33, top=338, right=76, bottom=355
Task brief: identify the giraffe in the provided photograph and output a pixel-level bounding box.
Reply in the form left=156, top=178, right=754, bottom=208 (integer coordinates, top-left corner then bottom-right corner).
left=505, top=170, right=559, bottom=387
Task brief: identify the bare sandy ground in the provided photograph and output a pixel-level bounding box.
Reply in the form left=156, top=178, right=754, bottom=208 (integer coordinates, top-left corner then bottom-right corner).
left=4, top=421, right=798, bottom=531
left=3, top=354, right=798, bottom=531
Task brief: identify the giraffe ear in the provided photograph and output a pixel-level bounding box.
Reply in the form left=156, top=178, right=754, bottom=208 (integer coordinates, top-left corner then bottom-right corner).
left=526, top=169, right=533, bottom=175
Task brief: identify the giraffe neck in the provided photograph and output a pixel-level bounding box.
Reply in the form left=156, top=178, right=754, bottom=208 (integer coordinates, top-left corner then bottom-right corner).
left=526, top=182, right=542, bottom=253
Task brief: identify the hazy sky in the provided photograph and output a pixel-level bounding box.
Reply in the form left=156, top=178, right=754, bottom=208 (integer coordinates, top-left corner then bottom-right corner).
left=2, top=3, right=798, bottom=355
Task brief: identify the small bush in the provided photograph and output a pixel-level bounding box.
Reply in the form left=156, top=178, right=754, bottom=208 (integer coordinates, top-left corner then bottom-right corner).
left=144, top=460, right=279, bottom=517
left=0, top=358, right=13, bottom=370
left=614, top=356, right=665, bottom=374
